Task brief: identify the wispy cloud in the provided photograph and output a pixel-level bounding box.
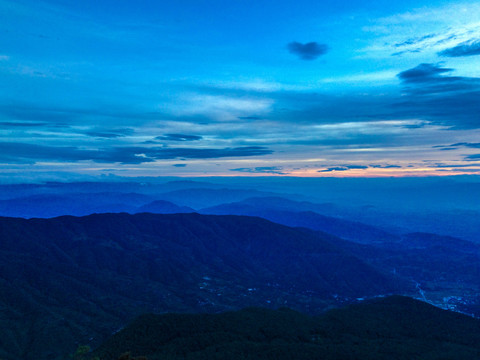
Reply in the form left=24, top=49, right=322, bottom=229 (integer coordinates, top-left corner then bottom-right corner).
left=155, top=134, right=203, bottom=141
left=0, top=142, right=273, bottom=164
left=84, top=128, right=134, bottom=138
left=230, top=166, right=285, bottom=174
left=362, top=2, right=480, bottom=58
left=171, top=94, right=274, bottom=121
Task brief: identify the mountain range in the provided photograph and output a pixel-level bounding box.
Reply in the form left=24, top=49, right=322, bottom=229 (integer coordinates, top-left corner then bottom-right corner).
left=0, top=212, right=405, bottom=360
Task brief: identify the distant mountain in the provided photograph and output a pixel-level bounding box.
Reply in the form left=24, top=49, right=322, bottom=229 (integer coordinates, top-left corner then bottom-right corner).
left=0, top=190, right=295, bottom=218
left=0, top=192, right=154, bottom=218
left=154, top=189, right=287, bottom=209
left=325, top=231, right=480, bottom=316
left=201, top=197, right=398, bottom=244
left=94, top=296, right=480, bottom=360
left=0, top=213, right=404, bottom=360
left=136, top=200, right=194, bottom=214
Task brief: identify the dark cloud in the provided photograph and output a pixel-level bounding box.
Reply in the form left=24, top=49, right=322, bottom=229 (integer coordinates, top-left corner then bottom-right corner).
left=465, top=154, right=480, bottom=161
left=155, top=134, right=203, bottom=141
left=439, top=40, right=480, bottom=57
left=172, top=164, right=187, bottom=167
left=318, top=167, right=349, bottom=172
left=340, top=164, right=368, bottom=169
left=0, top=142, right=273, bottom=164
left=230, top=166, right=285, bottom=175
left=318, top=164, right=368, bottom=172
left=369, top=164, right=402, bottom=168
left=452, top=142, right=480, bottom=148
left=397, top=63, right=454, bottom=83
left=432, top=142, right=480, bottom=151
left=394, top=63, right=480, bottom=129
left=287, top=41, right=329, bottom=60
left=237, top=116, right=263, bottom=120
left=433, top=142, right=480, bottom=151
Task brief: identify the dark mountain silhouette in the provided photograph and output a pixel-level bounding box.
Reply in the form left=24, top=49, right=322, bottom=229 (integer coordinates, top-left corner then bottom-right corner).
left=0, top=213, right=404, bottom=360
left=94, top=296, right=480, bottom=360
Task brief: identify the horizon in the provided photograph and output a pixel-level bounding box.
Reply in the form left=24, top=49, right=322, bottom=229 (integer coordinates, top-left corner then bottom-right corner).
left=1, top=0, right=480, bottom=180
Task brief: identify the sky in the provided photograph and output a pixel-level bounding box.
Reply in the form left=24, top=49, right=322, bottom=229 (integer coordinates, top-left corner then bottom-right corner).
left=1, top=0, right=480, bottom=181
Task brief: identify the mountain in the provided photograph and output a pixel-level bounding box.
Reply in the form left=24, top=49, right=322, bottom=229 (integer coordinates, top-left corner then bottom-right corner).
left=0, top=213, right=404, bottom=360
left=323, top=231, right=480, bottom=316
left=0, top=192, right=154, bottom=218
left=135, top=200, right=194, bottom=214
left=153, top=189, right=289, bottom=209
left=201, top=197, right=398, bottom=244
left=94, top=296, right=480, bottom=360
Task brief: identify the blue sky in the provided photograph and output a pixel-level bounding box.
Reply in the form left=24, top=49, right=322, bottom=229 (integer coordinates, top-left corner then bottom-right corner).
left=1, top=0, right=480, bottom=180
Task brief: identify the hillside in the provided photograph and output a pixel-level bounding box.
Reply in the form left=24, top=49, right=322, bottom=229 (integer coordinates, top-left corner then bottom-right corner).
left=94, top=296, right=480, bottom=360
left=0, top=213, right=404, bottom=360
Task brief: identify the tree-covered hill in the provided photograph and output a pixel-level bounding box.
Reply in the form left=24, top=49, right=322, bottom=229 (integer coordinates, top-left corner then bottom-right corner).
left=94, top=296, right=480, bottom=360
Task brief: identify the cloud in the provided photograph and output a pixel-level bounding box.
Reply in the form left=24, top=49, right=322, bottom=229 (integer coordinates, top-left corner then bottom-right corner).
left=394, top=34, right=437, bottom=48
left=318, top=167, right=349, bottom=173
left=230, top=166, right=285, bottom=174
left=465, top=154, right=480, bottom=161
left=84, top=128, right=134, bottom=138
left=155, top=134, right=203, bottom=141
left=439, top=40, right=480, bottom=57
left=172, top=163, right=187, bottom=167
left=287, top=41, right=329, bottom=60
left=433, top=163, right=480, bottom=168
left=237, top=116, right=262, bottom=120
left=433, top=142, right=480, bottom=150
left=451, top=142, right=480, bottom=148
left=0, top=121, right=48, bottom=127
left=397, top=63, right=453, bottom=83
left=318, top=164, right=368, bottom=172
left=0, top=142, right=273, bottom=164
left=369, top=164, right=402, bottom=168
left=394, top=63, right=480, bottom=129
left=141, top=146, right=273, bottom=160
left=361, top=3, right=480, bottom=59
left=436, top=168, right=480, bottom=173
